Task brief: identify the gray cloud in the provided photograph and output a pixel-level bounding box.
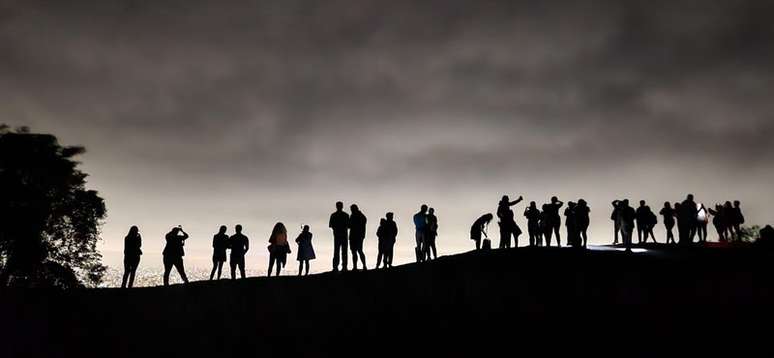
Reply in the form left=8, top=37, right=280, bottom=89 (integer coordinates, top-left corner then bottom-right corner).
left=2, top=0, right=773, bottom=271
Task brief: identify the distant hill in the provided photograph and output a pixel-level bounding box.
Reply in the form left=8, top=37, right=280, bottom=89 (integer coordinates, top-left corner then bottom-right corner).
left=2, top=246, right=774, bottom=357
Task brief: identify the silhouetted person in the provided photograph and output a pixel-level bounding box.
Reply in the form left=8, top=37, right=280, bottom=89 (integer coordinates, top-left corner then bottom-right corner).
left=636, top=201, right=656, bottom=244
left=383, top=212, right=398, bottom=267
left=524, top=202, right=542, bottom=247
left=576, top=199, right=590, bottom=248
left=676, top=199, right=695, bottom=246
left=376, top=218, right=388, bottom=269
left=696, top=204, right=709, bottom=243
left=611, top=200, right=622, bottom=245
left=209, top=225, right=228, bottom=280
left=349, top=204, right=368, bottom=270
left=471, top=213, right=493, bottom=250
left=731, top=200, right=745, bottom=241
left=229, top=225, right=249, bottom=279
left=708, top=204, right=728, bottom=242
left=295, top=225, right=315, bottom=276
left=659, top=202, right=676, bottom=244
left=162, top=226, right=189, bottom=286
left=565, top=201, right=580, bottom=248
left=425, top=208, right=438, bottom=260
left=329, top=201, right=350, bottom=272
left=268, top=222, right=290, bottom=277
left=755, top=225, right=774, bottom=249
left=723, top=201, right=735, bottom=241
left=497, top=195, right=523, bottom=248
left=413, top=205, right=429, bottom=262
left=544, top=196, right=564, bottom=246
left=619, top=200, right=635, bottom=252
left=121, top=226, right=142, bottom=288
left=682, top=194, right=698, bottom=242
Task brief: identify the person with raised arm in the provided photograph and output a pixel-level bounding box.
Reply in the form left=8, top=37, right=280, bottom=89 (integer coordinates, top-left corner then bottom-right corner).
left=295, top=225, right=315, bottom=276
left=497, top=195, right=524, bottom=248
left=543, top=196, right=563, bottom=246
left=524, top=202, right=542, bottom=247
left=162, top=226, right=189, bottom=286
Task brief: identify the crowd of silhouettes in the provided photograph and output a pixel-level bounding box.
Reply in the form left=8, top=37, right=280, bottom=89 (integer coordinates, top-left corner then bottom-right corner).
left=118, top=195, right=757, bottom=287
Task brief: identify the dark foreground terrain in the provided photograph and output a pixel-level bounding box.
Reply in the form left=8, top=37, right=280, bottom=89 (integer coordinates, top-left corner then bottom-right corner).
left=3, top=245, right=774, bottom=357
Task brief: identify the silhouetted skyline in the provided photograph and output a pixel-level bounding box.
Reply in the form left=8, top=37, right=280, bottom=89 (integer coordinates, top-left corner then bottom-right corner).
left=2, top=0, right=773, bottom=273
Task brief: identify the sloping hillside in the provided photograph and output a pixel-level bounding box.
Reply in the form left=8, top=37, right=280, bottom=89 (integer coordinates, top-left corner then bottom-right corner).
left=2, top=246, right=774, bottom=357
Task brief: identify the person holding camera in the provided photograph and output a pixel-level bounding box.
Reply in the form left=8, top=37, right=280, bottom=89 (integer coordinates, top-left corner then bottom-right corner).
left=162, top=225, right=189, bottom=286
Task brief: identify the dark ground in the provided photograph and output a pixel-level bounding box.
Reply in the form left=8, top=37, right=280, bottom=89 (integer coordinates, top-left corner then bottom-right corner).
left=2, top=245, right=774, bottom=357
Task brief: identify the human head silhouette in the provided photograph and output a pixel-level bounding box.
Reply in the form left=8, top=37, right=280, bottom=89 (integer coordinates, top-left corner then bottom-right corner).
left=734, top=200, right=741, bottom=207
left=687, top=194, right=694, bottom=201
left=171, top=226, right=181, bottom=234
left=386, top=212, right=394, bottom=221
left=578, top=199, right=587, bottom=207
left=664, top=202, right=671, bottom=208
left=429, top=208, right=435, bottom=215
left=725, top=201, right=732, bottom=208
left=128, top=226, right=139, bottom=236
left=351, top=204, right=359, bottom=212
left=501, top=195, right=509, bottom=203
left=551, top=196, right=558, bottom=203
left=235, top=224, right=242, bottom=234
left=622, top=199, right=630, bottom=207
left=302, top=225, right=310, bottom=232
left=420, top=204, right=428, bottom=213
left=529, top=201, right=536, bottom=208
left=219, top=225, right=227, bottom=234
left=336, top=201, right=343, bottom=211
left=640, top=200, right=646, bottom=207
left=568, top=201, right=576, bottom=208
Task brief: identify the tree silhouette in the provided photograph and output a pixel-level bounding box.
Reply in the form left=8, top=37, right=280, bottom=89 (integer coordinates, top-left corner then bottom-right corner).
left=0, top=125, right=107, bottom=288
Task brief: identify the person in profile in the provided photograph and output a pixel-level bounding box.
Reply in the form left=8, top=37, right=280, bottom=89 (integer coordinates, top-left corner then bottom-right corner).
left=376, top=218, right=388, bottom=269
left=268, top=222, right=290, bottom=276
left=162, top=226, right=189, bottom=286
left=122, top=226, right=142, bottom=288
left=659, top=202, right=676, bottom=244
left=295, top=225, right=315, bottom=276
left=696, top=203, right=709, bottom=243
left=209, top=225, right=229, bottom=280
left=723, top=201, right=735, bottom=240
left=349, top=204, right=368, bottom=270
left=384, top=212, right=398, bottom=267
left=576, top=199, right=591, bottom=248
left=611, top=200, right=622, bottom=245
left=544, top=196, right=564, bottom=246
left=564, top=201, right=580, bottom=248
left=708, top=204, right=728, bottom=242
left=228, top=225, right=249, bottom=279
left=413, top=205, right=429, bottom=262
left=471, top=213, right=493, bottom=250
left=329, top=201, right=350, bottom=272
left=424, top=208, right=439, bottom=260
left=619, top=200, right=636, bottom=252
left=497, top=195, right=524, bottom=248
left=731, top=200, right=745, bottom=241
left=524, top=202, right=542, bottom=247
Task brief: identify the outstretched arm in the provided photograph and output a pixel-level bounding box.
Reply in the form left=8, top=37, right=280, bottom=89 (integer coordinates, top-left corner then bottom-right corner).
left=509, top=196, right=524, bottom=206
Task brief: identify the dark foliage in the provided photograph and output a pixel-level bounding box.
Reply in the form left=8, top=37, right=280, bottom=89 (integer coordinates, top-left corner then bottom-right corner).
left=0, top=125, right=106, bottom=288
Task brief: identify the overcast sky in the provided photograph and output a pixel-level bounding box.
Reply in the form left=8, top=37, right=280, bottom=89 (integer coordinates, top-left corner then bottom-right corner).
left=2, top=0, right=773, bottom=278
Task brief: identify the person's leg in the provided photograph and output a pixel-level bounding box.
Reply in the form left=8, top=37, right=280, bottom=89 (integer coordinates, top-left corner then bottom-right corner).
left=582, top=229, right=588, bottom=248
left=554, top=225, right=561, bottom=247
left=216, top=261, right=223, bottom=280
left=172, top=258, right=188, bottom=284
left=122, top=260, right=130, bottom=288
left=163, top=259, right=172, bottom=286
left=351, top=246, right=359, bottom=270
left=358, top=248, right=367, bottom=270
left=333, top=240, right=341, bottom=271
left=239, top=258, right=246, bottom=279
left=230, top=258, right=237, bottom=280
left=376, top=250, right=383, bottom=269
left=304, top=260, right=310, bottom=275
left=210, top=258, right=217, bottom=281
left=342, top=239, right=349, bottom=271
left=275, top=258, right=282, bottom=276
left=613, top=222, right=620, bottom=245
left=545, top=229, right=553, bottom=247
left=268, top=256, right=275, bottom=277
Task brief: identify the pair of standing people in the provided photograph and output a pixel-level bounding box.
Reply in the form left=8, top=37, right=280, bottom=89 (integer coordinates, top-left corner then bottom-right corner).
left=329, top=202, right=368, bottom=272
left=413, top=205, right=439, bottom=262
left=122, top=225, right=192, bottom=287
left=376, top=213, right=398, bottom=268
left=210, top=225, right=250, bottom=281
